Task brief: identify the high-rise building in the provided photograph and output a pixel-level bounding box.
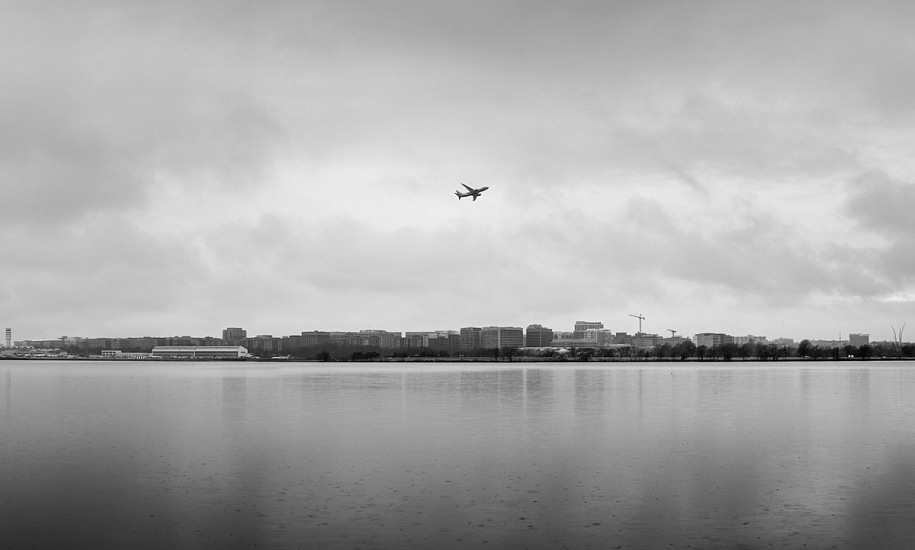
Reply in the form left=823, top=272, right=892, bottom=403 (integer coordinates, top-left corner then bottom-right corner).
left=460, top=327, right=482, bottom=351
left=481, top=326, right=524, bottom=349
left=222, top=327, right=247, bottom=345
left=5, top=328, right=10, bottom=348
left=849, top=333, right=870, bottom=347
left=525, top=324, right=554, bottom=347
left=574, top=321, right=603, bottom=338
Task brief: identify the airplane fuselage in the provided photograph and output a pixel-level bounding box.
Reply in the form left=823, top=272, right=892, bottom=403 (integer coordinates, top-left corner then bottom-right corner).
left=455, top=184, right=489, bottom=201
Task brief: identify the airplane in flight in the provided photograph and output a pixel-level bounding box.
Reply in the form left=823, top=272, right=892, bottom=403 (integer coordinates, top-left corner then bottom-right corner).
left=454, top=183, right=489, bottom=201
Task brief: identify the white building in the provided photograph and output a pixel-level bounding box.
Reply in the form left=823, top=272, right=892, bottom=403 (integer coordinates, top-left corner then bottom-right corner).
left=101, top=350, right=152, bottom=359
left=151, top=346, right=249, bottom=359
left=732, top=335, right=768, bottom=345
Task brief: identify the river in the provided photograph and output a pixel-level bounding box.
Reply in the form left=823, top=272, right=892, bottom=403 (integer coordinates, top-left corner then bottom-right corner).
left=2, top=361, right=914, bottom=548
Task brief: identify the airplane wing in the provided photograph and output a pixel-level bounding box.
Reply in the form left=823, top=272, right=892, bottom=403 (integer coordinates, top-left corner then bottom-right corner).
left=462, top=183, right=475, bottom=192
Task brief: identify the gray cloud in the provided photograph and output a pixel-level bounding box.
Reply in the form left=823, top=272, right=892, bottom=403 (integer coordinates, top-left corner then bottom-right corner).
left=4, top=2, right=915, bottom=339
left=0, top=214, right=207, bottom=336
left=0, top=2, right=285, bottom=226
left=847, top=172, right=915, bottom=235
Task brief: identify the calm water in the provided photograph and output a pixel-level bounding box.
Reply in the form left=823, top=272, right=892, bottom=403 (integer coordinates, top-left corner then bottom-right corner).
left=2, top=361, right=914, bottom=549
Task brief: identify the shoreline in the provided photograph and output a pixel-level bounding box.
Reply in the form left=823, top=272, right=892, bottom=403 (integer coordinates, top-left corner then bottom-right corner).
left=2, top=355, right=913, bottom=363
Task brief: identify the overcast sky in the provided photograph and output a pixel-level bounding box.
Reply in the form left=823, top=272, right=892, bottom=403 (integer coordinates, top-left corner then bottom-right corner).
left=3, top=1, right=915, bottom=342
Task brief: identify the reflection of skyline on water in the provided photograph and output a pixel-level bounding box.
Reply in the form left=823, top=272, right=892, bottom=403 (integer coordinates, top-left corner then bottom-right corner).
left=2, top=362, right=915, bottom=548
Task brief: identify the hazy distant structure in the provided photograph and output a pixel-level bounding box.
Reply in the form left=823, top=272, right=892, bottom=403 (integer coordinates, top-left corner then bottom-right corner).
left=849, top=333, right=870, bottom=347
left=573, top=321, right=603, bottom=338
left=5, top=328, right=10, bottom=348
left=459, top=327, right=482, bottom=351
left=481, top=326, right=524, bottom=349
left=222, top=327, right=247, bottom=345
left=525, top=324, right=554, bottom=347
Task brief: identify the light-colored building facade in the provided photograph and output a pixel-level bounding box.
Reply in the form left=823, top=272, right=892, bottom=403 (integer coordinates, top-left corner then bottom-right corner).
left=732, top=335, right=768, bottom=345
left=101, top=350, right=152, bottom=359
left=151, top=346, right=249, bottom=359
left=694, top=333, right=733, bottom=348
left=574, top=321, right=604, bottom=338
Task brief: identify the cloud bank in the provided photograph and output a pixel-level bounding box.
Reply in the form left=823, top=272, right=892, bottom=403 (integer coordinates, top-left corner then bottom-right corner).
left=2, top=1, right=914, bottom=340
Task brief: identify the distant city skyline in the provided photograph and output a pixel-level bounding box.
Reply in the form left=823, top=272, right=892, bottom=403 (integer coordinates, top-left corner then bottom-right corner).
left=10, top=319, right=903, bottom=347
left=2, top=3, right=914, bottom=346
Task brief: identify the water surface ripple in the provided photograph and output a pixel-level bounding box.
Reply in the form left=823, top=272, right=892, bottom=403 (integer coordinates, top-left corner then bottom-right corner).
left=2, top=361, right=914, bottom=548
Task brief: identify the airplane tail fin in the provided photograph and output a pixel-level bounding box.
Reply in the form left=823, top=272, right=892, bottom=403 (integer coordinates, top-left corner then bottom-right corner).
left=455, top=191, right=463, bottom=199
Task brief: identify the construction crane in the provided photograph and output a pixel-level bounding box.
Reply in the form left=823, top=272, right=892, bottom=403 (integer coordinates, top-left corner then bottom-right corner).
left=629, top=313, right=645, bottom=335
left=667, top=329, right=677, bottom=338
